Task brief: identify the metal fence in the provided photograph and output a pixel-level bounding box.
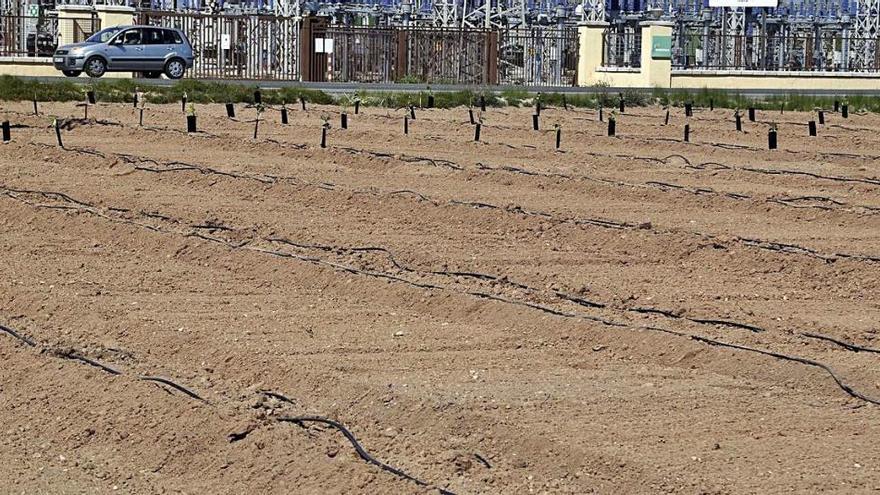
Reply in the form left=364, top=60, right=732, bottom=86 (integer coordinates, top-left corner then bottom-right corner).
left=140, top=10, right=299, bottom=80
left=304, top=25, right=495, bottom=85
left=0, top=14, right=57, bottom=57
left=602, top=28, right=641, bottom=68
left=498, top=27, right=578, bottom=86
left=673, top=31, right=880, bottom=72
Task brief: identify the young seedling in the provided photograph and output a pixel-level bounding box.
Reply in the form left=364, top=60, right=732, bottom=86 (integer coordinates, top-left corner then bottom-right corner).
left=186, top=103, right=197, bottom=133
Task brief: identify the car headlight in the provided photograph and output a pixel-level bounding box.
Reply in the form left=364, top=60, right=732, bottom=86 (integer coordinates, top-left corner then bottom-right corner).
left=69, top=47, right=83, bottom=55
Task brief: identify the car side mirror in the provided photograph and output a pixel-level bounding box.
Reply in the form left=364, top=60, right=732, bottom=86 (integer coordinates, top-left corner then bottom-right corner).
left=110, top=37, right=122, bottom=45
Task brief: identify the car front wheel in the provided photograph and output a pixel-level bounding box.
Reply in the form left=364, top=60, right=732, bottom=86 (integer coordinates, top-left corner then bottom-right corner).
left=84, top=57, right=106, bottom=78
left=62, top=70, right=81, bottom=77
left=164, top=58, right=186, bottom=80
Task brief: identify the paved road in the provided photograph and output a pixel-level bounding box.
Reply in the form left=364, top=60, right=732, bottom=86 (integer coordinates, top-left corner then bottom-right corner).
left=20, top=75, right=880, bottom=97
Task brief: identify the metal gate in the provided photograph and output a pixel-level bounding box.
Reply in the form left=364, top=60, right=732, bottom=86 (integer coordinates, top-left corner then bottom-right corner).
left=139, top=10, right=299, bottom=80
left=302, top=24, right=495, bottom=84
left=498, top=27, right=578, bottom=86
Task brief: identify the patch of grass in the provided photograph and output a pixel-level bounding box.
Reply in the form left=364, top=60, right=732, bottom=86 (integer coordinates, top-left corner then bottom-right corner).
left=1, top=76, right=878, bottom=114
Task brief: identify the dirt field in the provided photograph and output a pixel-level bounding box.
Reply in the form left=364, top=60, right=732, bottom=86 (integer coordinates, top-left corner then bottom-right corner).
left=1, top=98, right=879, bottom=494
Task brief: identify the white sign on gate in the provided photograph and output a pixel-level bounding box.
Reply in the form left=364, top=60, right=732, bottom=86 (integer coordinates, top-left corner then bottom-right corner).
left=315, top=38, right=334, bottom=54
left=220, top=34, right=231, bottom=50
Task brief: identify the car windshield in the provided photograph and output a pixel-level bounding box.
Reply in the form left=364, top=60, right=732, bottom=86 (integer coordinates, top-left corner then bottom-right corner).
left=86, top=27, right=122, bottom=43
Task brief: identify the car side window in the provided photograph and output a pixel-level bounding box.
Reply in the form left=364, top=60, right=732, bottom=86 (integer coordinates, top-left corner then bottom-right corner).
left=163, top=29, right=183, bottom=45
left=122, top=29, right=142, bottom=45
left=143, top=28, right=165, bottom=45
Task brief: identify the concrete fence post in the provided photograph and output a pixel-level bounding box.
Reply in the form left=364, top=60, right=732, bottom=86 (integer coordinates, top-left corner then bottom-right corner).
left=639, top=20, right=673, bottom=88
left=576, top=21, right=608, bottom=87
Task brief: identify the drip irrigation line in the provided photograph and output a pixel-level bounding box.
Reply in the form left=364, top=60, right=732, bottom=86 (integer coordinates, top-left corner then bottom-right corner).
left=279, top=416, right=456, bottom=495
left=801, top=332, right=880, bottom=354
left=61, top=351, right=122, bottom=375
left=690, top=335, right=880, bottom=406
left=0, top=323, right=36, bottom=346
left=0, top=321, right=206, bottom=404
left=3, top=191, right=879, bottom=408
left=0, top=181, right=839, bottom=344
left=0, top=318, right=455, bottom=489
left=138, top=376, right=208, bottom=403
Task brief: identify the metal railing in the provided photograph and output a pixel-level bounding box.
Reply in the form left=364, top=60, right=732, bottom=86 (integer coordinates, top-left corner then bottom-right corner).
left=0, top=14, right=58, bottom=57
left=140, top=10, right=300, bottom=80
left=602, top=28, right=641, bottom=69
left=498, top=27, right=578, bottom=86
left=673, top=31, right=880, bottom=72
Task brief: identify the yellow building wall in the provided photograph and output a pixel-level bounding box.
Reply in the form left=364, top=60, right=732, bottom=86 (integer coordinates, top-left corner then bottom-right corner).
left=671, top=72, right=880, bottom=91
left=579, top=21, right=880, bottom=91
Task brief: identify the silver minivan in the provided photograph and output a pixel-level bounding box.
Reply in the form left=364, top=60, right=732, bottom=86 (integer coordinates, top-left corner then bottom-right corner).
left=53, top=25, right=194, bottom=79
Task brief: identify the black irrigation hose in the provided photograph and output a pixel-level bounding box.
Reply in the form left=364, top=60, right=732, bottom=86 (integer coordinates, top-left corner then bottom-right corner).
left=0, top=323, right=36, bottom=346
left=0, top=179, right=829, bottom=343
left=279, top=416, right=456, bottom=495
left=60, top=351, right=122, bottom=375
left=138, top=376, right=208, bottom=403
left=691, top=335, right=880, bottom=406
left=0, top=321, right=206, bottom=404
left=4, top=189, right=880, bottom=410
left=801, top=332, right=880, bottom=354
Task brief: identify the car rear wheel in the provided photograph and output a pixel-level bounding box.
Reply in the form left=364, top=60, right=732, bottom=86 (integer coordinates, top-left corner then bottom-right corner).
left=164, top=58, right=185, bottom=80
left=143, top=71, right=162, bottom=79
left=84, top=57, right=106, bottom=78
left=62, top=70, right=81, bottom=77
